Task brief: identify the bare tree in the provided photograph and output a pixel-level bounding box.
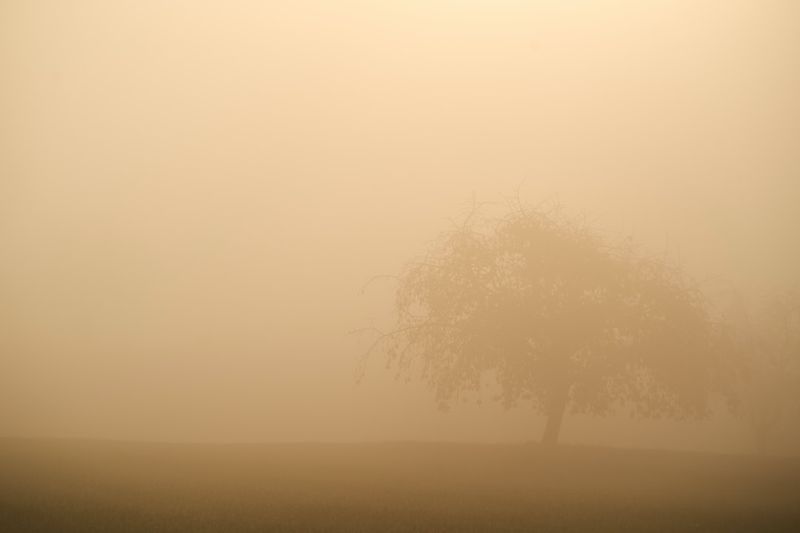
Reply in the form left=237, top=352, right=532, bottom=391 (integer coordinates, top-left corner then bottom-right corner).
left=362, top=203, right=715, bottom=446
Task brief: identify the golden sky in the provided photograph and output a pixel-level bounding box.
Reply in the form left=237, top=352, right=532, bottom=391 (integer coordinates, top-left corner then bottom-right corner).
left=1, top=1, right=798, bottom=448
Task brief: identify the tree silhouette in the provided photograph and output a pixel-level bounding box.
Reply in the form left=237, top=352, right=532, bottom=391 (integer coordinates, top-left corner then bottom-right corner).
left=364, top=203, right=715, bottom=445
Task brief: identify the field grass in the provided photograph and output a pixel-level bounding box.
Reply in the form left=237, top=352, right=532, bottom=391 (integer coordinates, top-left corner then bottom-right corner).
left=1, top=438, right=799, bottom=532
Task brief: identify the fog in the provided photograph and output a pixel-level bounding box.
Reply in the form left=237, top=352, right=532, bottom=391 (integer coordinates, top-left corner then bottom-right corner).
left=1, top=0, right=798, bottom=451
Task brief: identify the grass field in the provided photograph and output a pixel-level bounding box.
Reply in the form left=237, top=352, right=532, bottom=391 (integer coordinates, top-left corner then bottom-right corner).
left=1, top=439, right=799, bottom=532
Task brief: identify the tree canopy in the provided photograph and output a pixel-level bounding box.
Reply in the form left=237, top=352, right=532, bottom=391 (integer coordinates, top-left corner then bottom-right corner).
left=366, top=203, right=716, bottom=445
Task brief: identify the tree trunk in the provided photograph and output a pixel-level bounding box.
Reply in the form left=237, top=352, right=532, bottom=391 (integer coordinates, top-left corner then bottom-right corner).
left=541, top=385, right=569, bottom=447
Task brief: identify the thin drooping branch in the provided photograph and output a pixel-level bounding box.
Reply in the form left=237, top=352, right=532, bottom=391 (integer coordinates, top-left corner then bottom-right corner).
left=351, top=322, right=460, bottom=383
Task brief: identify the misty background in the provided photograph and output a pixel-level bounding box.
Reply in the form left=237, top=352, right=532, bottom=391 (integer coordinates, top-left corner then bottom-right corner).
left=1, top=1, right=798, bottom=451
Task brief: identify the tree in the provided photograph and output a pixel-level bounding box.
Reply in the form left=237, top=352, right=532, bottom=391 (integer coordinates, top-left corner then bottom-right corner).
left=362, top=203, right=715, bottom=446
left=719, top=290, right=800, bottom=453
